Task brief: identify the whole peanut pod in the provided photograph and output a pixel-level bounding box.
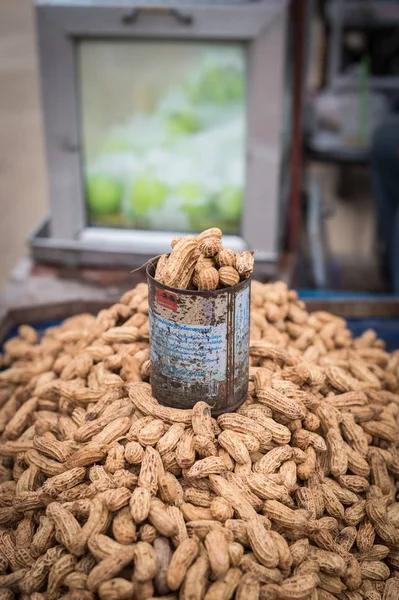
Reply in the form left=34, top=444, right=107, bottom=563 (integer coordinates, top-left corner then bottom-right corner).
left=163, top=236, right=200, bottom=290
left=134, top=541, right=157, bottom=582
left=235, top=250, right=254, bottom=279
left=218, top=266, right=240, bottom=287
left=210, top=497, right=234, bottom=522
left=167, top=537, right=199, bottom=590
left=112, top=509, right=136, bottom=544
left=196, top=267, right=219, bottom=291
left=198, top=237, right=222, bottom=258
left=247, top=517, right=280, bottom=568
left=192, top=401, right=214, bottom=440
left=87, top=546, right=136, bottom=591
left=148, top=498, right=178, bottom=537
left=197, top=227, right=222, bottom=242
left=195, top=256, right=216, bottom=273
left=130, top=487, right=151, bottom=524
left=182, top=555, right=209, bottom=600
left=205, top=527, right=230, bottom=579
left=154, top=254, right=169, bottom=284
left=216, top=248, right=235, bottom=267
left=236, top=572, right=260, bottom=600
left=98, top=579, right=134, bottom=600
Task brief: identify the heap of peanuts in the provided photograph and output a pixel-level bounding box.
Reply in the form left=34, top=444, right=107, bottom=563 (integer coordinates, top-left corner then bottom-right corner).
left=154, top=228, right=254, bottom=290
left=0, top=275, right=399, bottom=599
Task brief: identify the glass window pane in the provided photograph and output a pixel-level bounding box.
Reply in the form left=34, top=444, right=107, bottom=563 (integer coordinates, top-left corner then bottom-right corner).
left=78, top=40, right=246, bottom=234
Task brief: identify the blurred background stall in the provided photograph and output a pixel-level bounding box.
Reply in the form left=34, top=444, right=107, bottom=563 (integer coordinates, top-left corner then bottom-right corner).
left=1, top=0, right=399, bottom=330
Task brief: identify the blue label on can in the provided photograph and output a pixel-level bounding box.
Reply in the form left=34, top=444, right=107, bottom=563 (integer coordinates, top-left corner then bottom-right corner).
left=149, top=309, right=227, bottom=383
left=234, top=285, right=250, bottom=393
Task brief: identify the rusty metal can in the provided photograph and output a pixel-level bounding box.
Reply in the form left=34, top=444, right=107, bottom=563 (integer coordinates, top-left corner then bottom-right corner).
left=146, top=259, right=250, bottom=415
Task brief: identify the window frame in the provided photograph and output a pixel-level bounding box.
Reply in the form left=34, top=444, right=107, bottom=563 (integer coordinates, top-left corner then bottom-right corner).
left=33, top=0, right=288, bottom=271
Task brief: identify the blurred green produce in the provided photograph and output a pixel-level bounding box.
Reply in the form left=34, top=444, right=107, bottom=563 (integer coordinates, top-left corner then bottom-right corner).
left=129, top=175, right=169, bottom=217
left=178, top=182, right=202, bottom=204
left=178, top=182, right=209, bottom=231
left=188, top=63, right=244, bottom=105
left=215, top=185, right=243, bottom=222
left=83, top=45, right=245, bottom=234
left=101, top=132, right=132, bottom=153
left=86, top=174, right=123, bottom=216
left=182, top=188, right=242, bottom=234
left=167, top=110, right=201, bottom=136
left=181, top=197, right=216, bottom=232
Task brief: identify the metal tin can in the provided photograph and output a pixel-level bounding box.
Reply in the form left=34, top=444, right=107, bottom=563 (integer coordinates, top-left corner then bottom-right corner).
left=147, top=259, right=250, bottom=415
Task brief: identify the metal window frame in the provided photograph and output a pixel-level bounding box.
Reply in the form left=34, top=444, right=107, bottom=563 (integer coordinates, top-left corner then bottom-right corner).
left=32, top=0, right=288, bottom=272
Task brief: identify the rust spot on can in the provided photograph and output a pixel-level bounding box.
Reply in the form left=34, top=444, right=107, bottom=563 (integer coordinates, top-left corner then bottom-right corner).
left=146, top=260, right=250, bottom=416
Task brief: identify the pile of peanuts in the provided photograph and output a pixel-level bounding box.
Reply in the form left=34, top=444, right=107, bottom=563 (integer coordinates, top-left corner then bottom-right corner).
left=0, top=277, right=399, bottom=600
left=154, top=228, right=254, bottom=290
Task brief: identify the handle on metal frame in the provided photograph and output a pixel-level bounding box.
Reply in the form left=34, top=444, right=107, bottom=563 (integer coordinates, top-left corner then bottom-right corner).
left=121, top=7, right=193, bottom=26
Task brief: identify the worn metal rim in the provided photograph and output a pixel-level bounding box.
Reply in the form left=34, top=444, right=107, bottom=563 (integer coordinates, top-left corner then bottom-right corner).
left=146, top=255, right=251, bottom=297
